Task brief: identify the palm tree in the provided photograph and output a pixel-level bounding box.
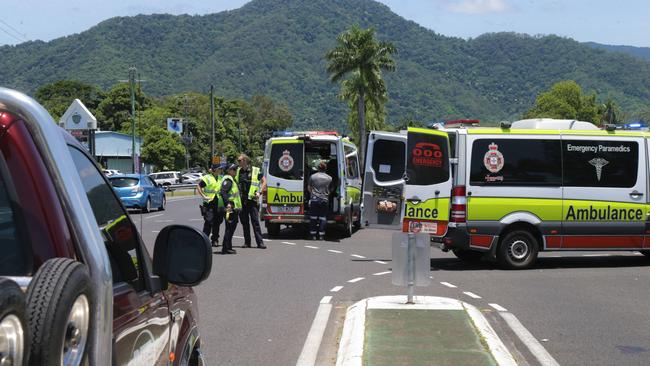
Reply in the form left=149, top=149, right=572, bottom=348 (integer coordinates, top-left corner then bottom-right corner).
left=326, top=25, right=396, bottom=165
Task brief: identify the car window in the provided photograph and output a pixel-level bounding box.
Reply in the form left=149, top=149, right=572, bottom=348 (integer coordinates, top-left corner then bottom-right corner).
left=68, top=146, right=145, bottom=291
left=562, top=140, right=638, bottom=188
left=470, top=139, right=562, bottom=186
left=109, top=177, right=140, bottom=188
left=346, top=154, right=360, bottom=179
left=0, top=156, right=32, bottom=276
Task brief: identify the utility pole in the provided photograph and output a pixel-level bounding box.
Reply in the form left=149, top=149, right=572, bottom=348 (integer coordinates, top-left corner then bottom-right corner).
left=129, top=66, right=136, bottom=173
left=210, top=85, right=215, bottom=163
left=237, top=110, right=242, bottom=152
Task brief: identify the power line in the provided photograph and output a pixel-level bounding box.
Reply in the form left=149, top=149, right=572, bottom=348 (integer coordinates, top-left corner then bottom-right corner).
left=0, top=24, right=26, bottom=43
left=0, top=19, right=28, bottom=41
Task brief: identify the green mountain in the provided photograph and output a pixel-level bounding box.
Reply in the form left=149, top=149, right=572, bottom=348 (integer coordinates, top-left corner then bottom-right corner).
left=1, top=0, right=649, bottom=130
left=584, top=42, right=650, bottom=62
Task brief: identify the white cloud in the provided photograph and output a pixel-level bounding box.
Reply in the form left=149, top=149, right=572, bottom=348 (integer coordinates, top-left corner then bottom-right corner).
left=446, top=0, right=510, bottom=14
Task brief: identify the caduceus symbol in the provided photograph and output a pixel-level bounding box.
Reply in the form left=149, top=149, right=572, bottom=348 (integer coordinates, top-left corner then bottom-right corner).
left=589, top=158, right=609, bottom=181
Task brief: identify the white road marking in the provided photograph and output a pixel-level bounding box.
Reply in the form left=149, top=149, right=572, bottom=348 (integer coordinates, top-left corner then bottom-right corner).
left=263, top=239, right=271, bottom=242
left=296, top=297, right=333, bottom=366
left=282, top=241, right=297, bottom=245
left=155, top=219, right=174, bottom=223
left=350, top=254, right=366, bottom=259
left=321, top=296, right=332, bottom=304
left=166, top=196, right=200, bottom=202
left=440, top=282, right=457, bottom=288
left=305, top=245, right=319, bottom=249
left=500, top=312, right=561, bottom=366
left=188, top=218, right=203, bottom=222
left=373, top=260, right=387, bottom=264
left=330, top=286, right=343, bottom=292
left=145, top=214, right=164, bottom=219
left=152, top=231, right=160, bottom=233
left=373, top=271, right=391, bottom=276
left=489, top=303, right=508, bottom=312
left=463, top=291, right=482, bottom=299
left=347, top=277, right=364, bottom=283
left=328, top=249, right=343, bottom=254
left=234, top=235, right=244, bottom=239
left=582, top=254, right=612, bottom=257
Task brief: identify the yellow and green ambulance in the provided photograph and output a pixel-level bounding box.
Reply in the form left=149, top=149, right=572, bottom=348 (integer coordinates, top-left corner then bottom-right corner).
left=261, top=131, right=362, bottom=237
left=363, top=119, right=650, bottom=269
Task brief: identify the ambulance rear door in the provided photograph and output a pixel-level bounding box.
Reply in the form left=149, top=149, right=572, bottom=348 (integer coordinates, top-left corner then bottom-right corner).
left=266, top=139, right=305, bottom=215
left=402, top=127, right=453, bottom=236
left=361, top=131, right=407, bottom=229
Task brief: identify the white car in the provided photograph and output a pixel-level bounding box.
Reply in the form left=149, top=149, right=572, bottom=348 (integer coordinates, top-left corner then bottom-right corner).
left=149, top=171, right=182, bottom=187
left=182, top=172, right=204, bottom=184
left=103, top=169, right=122, bottom=177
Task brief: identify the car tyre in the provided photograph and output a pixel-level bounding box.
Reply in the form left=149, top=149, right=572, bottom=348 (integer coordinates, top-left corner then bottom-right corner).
left=341, top=211, right=353, bottom=238
left=640, top=250, right=650, bottom=257
left=452, top=249, right=484, bottom=262
left=159, top=195, right=166, bottom=211
left=0, top=278, right=29, bottom=366
left=497, top=230, right=539, bottom=269
left=143, top=197, right=151, bottom=213
left=26, top=258, right=91, bottom=366
left=266, top=223, right=281, bottom=237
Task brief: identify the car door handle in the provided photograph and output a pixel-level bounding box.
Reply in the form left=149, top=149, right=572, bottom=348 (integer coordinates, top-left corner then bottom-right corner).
left=630, top=191, right=644, bottom=198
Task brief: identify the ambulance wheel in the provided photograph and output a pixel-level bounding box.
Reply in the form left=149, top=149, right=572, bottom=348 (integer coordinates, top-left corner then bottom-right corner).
left=26, top=258, right=91, bottom=366
left=497, top=230, right=539, bottom=269
left=267, top=223, right=280, bottom=237
left=0, top=278, right=29, bottom=366
left=452, top=249, right=484, bottom=262
left=342, top=212, right=353, bottom=238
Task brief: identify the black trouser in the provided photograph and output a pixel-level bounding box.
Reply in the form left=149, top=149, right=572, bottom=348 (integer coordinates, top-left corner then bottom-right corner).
left=201, top=201, right=224, bottom=243
left=240, top=200, right=264, bottom=246
left=222, top=209, right=239, bottom=252
left=308, top=199, right=328, bottom=238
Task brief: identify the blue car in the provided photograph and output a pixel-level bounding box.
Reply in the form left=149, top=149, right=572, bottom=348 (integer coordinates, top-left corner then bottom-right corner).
left=109, top=174, right=166, bottom=212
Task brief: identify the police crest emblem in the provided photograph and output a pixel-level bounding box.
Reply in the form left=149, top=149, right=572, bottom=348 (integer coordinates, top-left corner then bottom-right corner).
left=484, top=142, right=504, bottom=173
left=278, top=150, right=294, bottom=172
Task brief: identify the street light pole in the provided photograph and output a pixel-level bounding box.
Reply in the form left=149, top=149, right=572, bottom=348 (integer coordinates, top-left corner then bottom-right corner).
left=210, top=85, right=215, bottom=163
left=129, top=66, right=137, bottom=173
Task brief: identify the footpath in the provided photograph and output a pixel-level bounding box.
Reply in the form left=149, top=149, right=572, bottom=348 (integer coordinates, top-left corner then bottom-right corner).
left=336, top=296, right=517, bottom=366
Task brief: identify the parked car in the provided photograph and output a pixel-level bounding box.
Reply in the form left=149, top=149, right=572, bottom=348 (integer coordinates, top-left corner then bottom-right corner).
left=182, top=172, right=204, bottom=184
left=109, top=174, right=166, bottom=212
left=103, top=169, right=122, bottom=177
left=0, top=87, right=210, bottom=365
left=149, top=171, right=182, bottom=187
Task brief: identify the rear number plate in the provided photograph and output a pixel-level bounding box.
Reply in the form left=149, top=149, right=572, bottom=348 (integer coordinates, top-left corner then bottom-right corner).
left=271, top=205, right=300, bottom=214
left=408, top=221, right=438, bottom=234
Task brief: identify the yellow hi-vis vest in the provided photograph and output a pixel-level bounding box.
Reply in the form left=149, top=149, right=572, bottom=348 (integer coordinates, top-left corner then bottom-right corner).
left=222, top=175, right=242, bottom=209
left=236, top=166, right=261, bottom=201
left=201, top=174, right=220, bottom=203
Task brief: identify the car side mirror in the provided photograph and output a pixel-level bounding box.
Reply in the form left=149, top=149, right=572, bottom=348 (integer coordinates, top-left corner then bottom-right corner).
left=153, top=225, right=212, bottom=287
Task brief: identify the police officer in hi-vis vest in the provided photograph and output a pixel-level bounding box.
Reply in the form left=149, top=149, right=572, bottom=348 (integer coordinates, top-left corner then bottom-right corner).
left=235, top=153, right=267, bottom=249
left=220, top=163, right=242, bottom=254
left=197, top=163, right=226, bottom=247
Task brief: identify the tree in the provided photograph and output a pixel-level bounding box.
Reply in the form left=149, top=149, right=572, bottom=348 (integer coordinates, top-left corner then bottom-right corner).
left=96, top=83, right=151, bottom=131
left=35, top=80, right=104, bottom=120
left=523, top=80, right=600, bottom=123
left=326, top=25, right=396, bottom=165
left=340, top=72, right=391, bottom=141
left=140, top=125, right=185, bottom=171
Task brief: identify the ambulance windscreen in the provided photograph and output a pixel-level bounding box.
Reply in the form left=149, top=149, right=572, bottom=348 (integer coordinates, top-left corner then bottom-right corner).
left=269, top=143, right=304, bottom=180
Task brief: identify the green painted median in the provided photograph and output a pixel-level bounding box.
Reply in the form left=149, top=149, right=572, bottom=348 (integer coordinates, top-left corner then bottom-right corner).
left=364, top=309, right=497, bottom=366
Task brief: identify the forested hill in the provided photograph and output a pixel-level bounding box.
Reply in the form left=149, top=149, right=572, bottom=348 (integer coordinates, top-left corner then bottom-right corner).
left=584, top=42, right=650, bottom=62
left=1, top=0, right=649, bottom=129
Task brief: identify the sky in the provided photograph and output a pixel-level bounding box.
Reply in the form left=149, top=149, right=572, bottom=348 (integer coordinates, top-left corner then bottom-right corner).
left=1, top=0, right=648, bottom=47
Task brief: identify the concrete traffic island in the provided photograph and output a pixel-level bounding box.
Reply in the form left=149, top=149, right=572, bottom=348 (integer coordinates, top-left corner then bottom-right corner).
left=336, top=296, right=517, bottom=366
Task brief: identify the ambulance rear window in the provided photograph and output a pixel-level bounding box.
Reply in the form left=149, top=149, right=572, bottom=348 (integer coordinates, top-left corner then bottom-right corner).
left=269, top=143, right=303, bottom=180
left=406, top=132, right=450, bottom=186
left=372, top=139, right=406, bottom=182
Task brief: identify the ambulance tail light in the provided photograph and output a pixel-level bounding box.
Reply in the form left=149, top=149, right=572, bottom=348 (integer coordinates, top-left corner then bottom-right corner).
left=450, top=186, right=467, bottom=223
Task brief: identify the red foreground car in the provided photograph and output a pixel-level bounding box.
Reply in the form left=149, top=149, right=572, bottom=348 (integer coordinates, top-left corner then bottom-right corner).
left=0, top=87, right=211, bottom=365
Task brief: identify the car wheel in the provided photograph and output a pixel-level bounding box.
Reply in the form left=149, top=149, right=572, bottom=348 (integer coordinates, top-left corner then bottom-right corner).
left=452, top=249, right=484, bottom=262
left=497, top=230, right=539, bottom=269
left=352, top=204, right=361, bottom=230
left=640, top=251, right=650, bottom=257
left=266, top=223, right=280, bottom=237
left=159, top=195, right=166, bottom=211
left=0, top=278, right=29, bottom=366
left=26, top=258, right=91, bottom=366
left=143, top=197, right=151, bottom=213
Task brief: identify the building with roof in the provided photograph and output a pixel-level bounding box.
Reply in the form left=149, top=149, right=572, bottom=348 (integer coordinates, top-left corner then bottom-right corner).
left=95, top=131, right=151, bottom=173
